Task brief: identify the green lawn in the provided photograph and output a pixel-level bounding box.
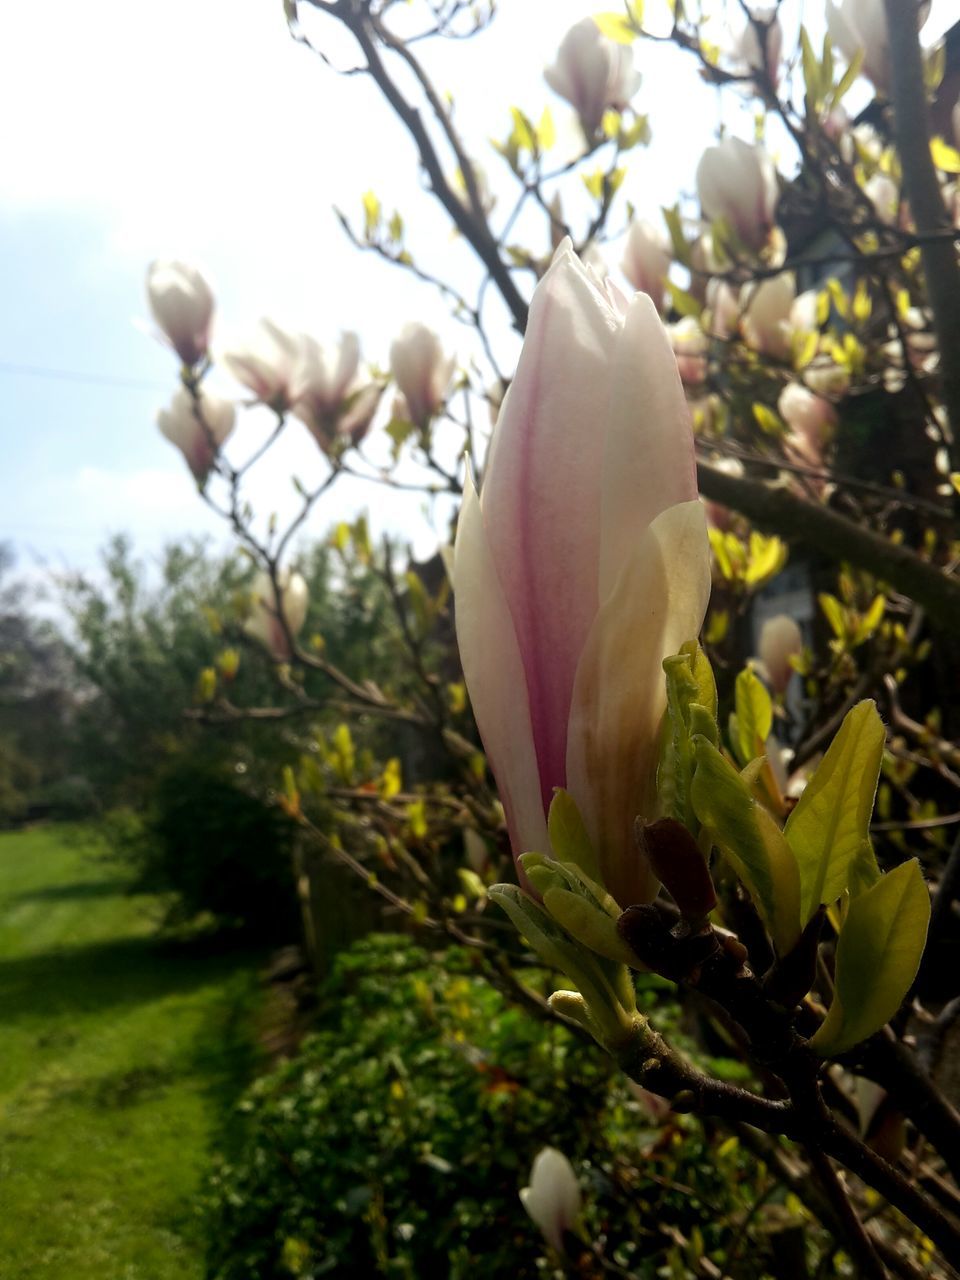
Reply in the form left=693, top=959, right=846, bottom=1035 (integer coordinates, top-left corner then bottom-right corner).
left=0, top=825, right=266, bottom=1280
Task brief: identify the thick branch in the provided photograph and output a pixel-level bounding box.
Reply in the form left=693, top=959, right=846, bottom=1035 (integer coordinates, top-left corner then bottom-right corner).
left=884, top=0, right=960, bottom=447
left=698, top=462, right=960, bottom=630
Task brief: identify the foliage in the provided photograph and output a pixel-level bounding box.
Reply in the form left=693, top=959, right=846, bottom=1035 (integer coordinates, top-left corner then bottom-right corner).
left=110, top=756, right=301, bottom=939
left=206, top=935, right=784, bottom=1280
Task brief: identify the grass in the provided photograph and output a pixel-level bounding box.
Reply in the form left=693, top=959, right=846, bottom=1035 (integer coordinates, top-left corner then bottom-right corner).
left=0, top=824, right=267, bottom=1280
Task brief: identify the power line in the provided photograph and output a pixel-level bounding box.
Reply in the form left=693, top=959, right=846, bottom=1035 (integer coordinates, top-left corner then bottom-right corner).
left=0, top=360, right=168, bottom=392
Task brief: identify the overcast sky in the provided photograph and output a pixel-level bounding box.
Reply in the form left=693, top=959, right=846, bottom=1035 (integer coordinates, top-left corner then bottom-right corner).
left=1, top=0, right=954, bottom=589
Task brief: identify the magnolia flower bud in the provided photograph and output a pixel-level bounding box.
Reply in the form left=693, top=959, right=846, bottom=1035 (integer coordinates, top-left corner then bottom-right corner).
left=292, top=333, right=381, bottom=452
left=705, top=280, right=740, bottom=340
left=826, top=0, right=929, bottom=97
left=519, top=1148, right=581, bottom=1253
left=740, top=273, right=796, bottom=359
left=758, top=614, right=803, bottom=694
left=245, top=569, right=309, bottom=660
left=621, top=219, right=672, bottom=312
left=146, top=260, right=214, bottom=366
left=389, top=324, right=454, bottom=428
left=778, top=383, right=838, bottom=451
left=544, top=17, right=641, bottom=136
left=157, top=387, right=235, bottom=482
left=865, top=171, right=899, bottom=226
left=223, top=319, right=302, bottom=411
left=696, top=138, right=779, bottom=254
left=668, top=316, right=709, bottom=385
left=733, top=8, right=783, bottom=86
left=454, top=240, right=709, bottom=907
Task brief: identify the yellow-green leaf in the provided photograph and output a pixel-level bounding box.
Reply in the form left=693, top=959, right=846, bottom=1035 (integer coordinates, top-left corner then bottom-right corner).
left=931, top=136, right=960, bottom=175
left=811, top=859, right=930, bottom=1056
left=784, top=701, right=885, bottom=924
left=733, top=667, right=773, bottom=766
left=548, top=789, right=602, bottom=884
left=691, top=738, right=801, bottom=954
left=593, top=11, right=637, bottom=43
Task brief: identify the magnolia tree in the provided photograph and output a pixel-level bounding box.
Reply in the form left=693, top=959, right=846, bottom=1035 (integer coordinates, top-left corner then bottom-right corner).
left=144, top=0, right=960, bottom=1273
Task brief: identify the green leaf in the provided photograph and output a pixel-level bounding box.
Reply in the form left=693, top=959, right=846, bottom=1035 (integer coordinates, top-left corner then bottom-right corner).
left=819, top=592, right=846, bottom=640
left=548, top=789, right=602, bottom=883
left=658, top=643, right=720, bottom=831
left=691, top=738, right=801, bottom=954
left=733, top=668, right=773, bottom=766
left=799, top=27, right=822, bottom=109
left=832, top=47, right=864, bottom=104
left=784, top=701, right=885, bottom=924
left=661, top=203, right=690, bottom=266
left=665, top=281, right=702, bottom=318
left=810, top=860, right=930, bottom=1056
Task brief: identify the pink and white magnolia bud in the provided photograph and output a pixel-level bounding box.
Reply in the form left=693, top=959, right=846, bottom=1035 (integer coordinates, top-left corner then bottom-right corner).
left=668, top=316, right=709, bottom=385
left=156, top=387, right=235, bottom=483
left=292, top=333, right=381, bottom=451
left=778, top=383, right=838, bottom=449
left=544, top=17, right=641, bottom=136
left=520, top=1148, right=582, bottom=1254
left=826, top=0, right=929, bottom=97
left=705, top=280, right=740, bottom=340
left=146, top=260, right=214, bottom=367
left=696, top=138, right=779, bottom=254
left=223, top=320, right=302, bottom=411
left=245, top=569, right=309, bottom=660
left=389, top=324, right=454, bottom=428
left=758, top=614, right=803, bottom=694
left=454, top=240, right=710, bottom=906
left=740, top=273, right=796, bottom=359
left=864, top=171, right=899, bottom=226
left=733, top=8, right=783, bottom=87
left=621, top=219, right=672, bottom=312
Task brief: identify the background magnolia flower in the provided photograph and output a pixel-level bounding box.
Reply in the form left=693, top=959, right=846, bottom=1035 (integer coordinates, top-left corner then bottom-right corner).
left=696, top=137, right=779, bottom=253
left=519, top=1147, right=581, bottom=1254
left=705, top=279, right=740, bottom=340
left=778, top=383, right=838, bottom=451
left=245, top=569, right=309, bottom=660
left=758, top=614, right=804, bottom=694
left=292, top=333, right=381, bottom=451
left=146, top=260, right=215, bottom=367
left=865, top=171, right=899, bottom=226
left=667, top=316, right=709, bottom=385
left=389, top=324, right=455, bottom=428
left=454, top=242, right=710, bottom=907
left=740, top=273, right=796, bottom=358
left=732, top=8, right=783, bottom=86
left=826, top=0, right=929, bottom=96
left=223, top=319, right=302, bottom=411
left=544, top=17, right=641, bottom=136
left=156, top=386, right=235, bottom=483
left=621, top=219, right=672, bottom=312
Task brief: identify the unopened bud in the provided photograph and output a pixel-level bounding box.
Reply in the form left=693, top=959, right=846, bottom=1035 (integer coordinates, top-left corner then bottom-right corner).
left=636, top=817, right=717, bottom=923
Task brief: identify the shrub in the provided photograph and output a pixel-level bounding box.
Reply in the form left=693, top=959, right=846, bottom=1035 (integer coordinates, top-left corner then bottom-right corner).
left=115, top=756, right=299, bottom=940
left=206, top=936, right=776, bottom=1279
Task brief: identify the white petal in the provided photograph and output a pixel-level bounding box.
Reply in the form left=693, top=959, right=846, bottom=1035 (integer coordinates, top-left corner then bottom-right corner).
left=565, top=501, right=711, bottom=906
left=454, top=473, right=548, bottom=859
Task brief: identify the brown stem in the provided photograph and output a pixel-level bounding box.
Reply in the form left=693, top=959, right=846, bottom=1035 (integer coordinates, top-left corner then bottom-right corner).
left=883, top=0, right=960, bottom=449
left=697, top=462, right=960, bottom=631
left=805, top=1145, right=889, bottom=1280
